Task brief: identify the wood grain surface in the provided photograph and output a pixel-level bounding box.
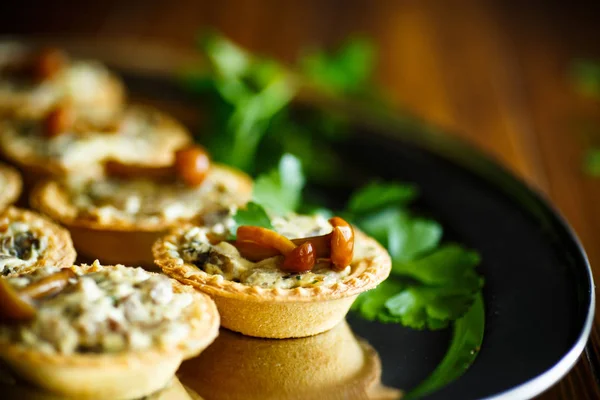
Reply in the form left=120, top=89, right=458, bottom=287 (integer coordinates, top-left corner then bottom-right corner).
left=0, top=0, right=598, bottom=398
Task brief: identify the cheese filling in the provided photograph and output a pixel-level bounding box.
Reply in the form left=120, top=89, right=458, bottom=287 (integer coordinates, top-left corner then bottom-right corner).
left=68, top=175, right=240, bottom=224
left=0, top=222, right=47, bottom=276
left=169, top=214, right=352, bottom=289
left=2, top=108, right=172, bottom=173
left=0, top=61, right=116, bottom=120
left=0, top=264, right=195, bottom=354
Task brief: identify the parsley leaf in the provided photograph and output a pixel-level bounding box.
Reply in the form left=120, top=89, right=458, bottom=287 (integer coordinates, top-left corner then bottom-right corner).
left=584, top=148, right=600, bottom=177
left=348, top=181, right=482, bottom=330
left=353, top=245, right=482, bottom=331
left=347, top=182, right=418, bottom=214
left=406, top=293, right=485, bottom=398
left=384, top=285, right=478, bottom=330
left=571, top=59, right=600, bottom=98
left=300, top=37, right=375, bottom=94
left=351, top=279, right=405, bottom=320
left=392, top=245, right=482, bottom=291
left=198, top=33, right=297, bottom=172
left=229, top=202, right=274, bottom=239
left=253, top=154, right=305, bottom=214
left=355, top=208, right=442, bottom=260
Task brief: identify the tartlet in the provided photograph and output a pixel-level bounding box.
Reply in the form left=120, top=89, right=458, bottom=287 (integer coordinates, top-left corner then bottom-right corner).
left=178, top=321, right=402, bottom=400
left=0, top=162, right=22, bottom=210
left=0, top=44, right=124, bottom=121
left=31, top=156, right=252, bottom=266
left=0, top=377, right=199, bottom=400
left=0, top=104, right=192, bottom=185
left=153, top=213, right=392, bottom=338
left=0, top=262, right=219, bottom=400
left=0, top=207, right=75, bottom=277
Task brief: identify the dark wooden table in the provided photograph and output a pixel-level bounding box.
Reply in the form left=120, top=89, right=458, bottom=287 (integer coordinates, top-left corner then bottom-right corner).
left=1, top=1, right=598, bottom=398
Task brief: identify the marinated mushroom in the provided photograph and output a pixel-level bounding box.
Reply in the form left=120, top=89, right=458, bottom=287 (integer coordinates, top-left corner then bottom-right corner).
left=34, top=47, right=67, bottom=81
left=174, top=145, right=211, bottom=187
left=231, top=217, right=355, bottom=273
left=0, top=279, right=36, bottom=321
left=104, top=160, right=174, bottom=181
left=0, top=269, right=77, bottom=321
left=329, top=217, right=355, bottom=271
left=19, top=268, right=76, bottom=300
left=103, top=145, right=211, bottom=188
left=281, top=242, right=316, bottom=273
left=44, top=104, right=74, bottom=138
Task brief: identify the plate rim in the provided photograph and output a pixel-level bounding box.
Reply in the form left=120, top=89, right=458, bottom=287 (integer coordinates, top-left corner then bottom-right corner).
left=1, top=36, right=595, bottom=399
left=351, top=104, right=597, bottom=399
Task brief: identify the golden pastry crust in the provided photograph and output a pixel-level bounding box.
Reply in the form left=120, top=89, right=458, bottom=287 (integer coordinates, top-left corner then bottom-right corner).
left=0, top=105, right=192, bottom=182
left=0, top=163, right=22, bottom=210
left=30, top=165, right=252, bottom=266
left=153, top=228, right=391, bottom=338
left=0, top=42, right=124, bottom=120
left=0, top=207, right=76, bottom=276
left=0, top=263, right=220, bottom=400
left=0, top=377, right=199, bottom=400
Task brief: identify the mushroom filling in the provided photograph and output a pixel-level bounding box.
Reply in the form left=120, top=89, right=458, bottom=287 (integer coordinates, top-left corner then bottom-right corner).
left=0, top=222, right=47, bottom=276
left=3, top=108, right=165, bottom=170
left=0, top=265, right=194, bottom=354
left=171, top=215, right=352, bottom=289
left=67, top=176, right=237, bottom=224
left=0, top=56, right=117, bottom=121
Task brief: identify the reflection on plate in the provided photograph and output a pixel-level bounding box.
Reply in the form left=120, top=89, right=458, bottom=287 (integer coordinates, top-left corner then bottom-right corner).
left=178, top=321, right=402, bottom=400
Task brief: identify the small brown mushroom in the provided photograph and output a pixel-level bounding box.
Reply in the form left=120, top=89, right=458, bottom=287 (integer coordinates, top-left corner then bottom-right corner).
left=33, top=47, right=67, bottom=81
left=44, top=104, right=74, bottom=138
left=328, top=217, right=355, bottom=271
left=104, top=160, right=174, bottom=181
left=231, top=240, right=280, bottom=261
left=19, top=269, right=76, bottom=300
left=282, top=242, right=316, bottom=273
left=0, top=279, right=36, bottom=321
left=174, top=145, right=211, bottom=187
left=0, top=269, right=77, bottom=322
left=231, top=217, right=355, bottom=271
left=103, top=145, right=211, bottom=187
left=236, top=226, right=297, bottom=255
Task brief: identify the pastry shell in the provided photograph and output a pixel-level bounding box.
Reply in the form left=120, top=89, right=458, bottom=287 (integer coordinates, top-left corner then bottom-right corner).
left=0, top=263, right=220, bottom=400
left=0, top=163, right=22, bottom=210
left=0, top=206, right=76, bottom=276
left=178, top=321, right=402, bottom=400
left=153, top=229, right=392, bottom=339
left=0, top=105, right=192, bottom=189
left=0, top=42, right=124, bottom=121
left=30, top=165, right=252, bottom=267
left=0, top=377, right=200, bottom=400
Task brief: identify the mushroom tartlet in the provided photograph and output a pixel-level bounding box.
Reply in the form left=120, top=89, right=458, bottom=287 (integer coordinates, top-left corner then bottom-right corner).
left=0, top=207, right=75, bottom=277
left=0, top=44, right=123, bottom=121
left=31, top=145, right=252, bottom=266
left=0, top=162, right=22, bottom=210
left=0, top=104, right=192, bottom=184
left=153, top=213, right=391, bottom=338
left=0, top=262, right=219, bottom=400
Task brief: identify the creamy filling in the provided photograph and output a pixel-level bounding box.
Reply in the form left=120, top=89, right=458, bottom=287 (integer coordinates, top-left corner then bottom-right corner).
left=68, top=176, right=239, bottom=224
left=0, top=61, right=114, bottom=118
left=0, top=264, right=194, bottom=354
left=2, top=108, right=165, bottom=172
left=171, top=214, right=352, bottom=289
left=0, top=222, right=47, bottom=276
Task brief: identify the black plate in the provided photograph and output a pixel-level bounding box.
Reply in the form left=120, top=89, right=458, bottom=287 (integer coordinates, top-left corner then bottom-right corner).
left=116, top=70, right=594, bottom=400
left=0, top=39, right=593, bottom=399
